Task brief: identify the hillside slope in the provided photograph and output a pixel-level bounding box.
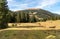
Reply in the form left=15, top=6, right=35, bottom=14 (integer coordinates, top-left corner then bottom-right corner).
left=8, top=8, right=60, bottom=23
left=16, top=8, right=60, bottom=20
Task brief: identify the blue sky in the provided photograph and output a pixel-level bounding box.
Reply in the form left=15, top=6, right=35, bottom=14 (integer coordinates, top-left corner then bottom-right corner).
left=7, top=0, right=60, bottom=14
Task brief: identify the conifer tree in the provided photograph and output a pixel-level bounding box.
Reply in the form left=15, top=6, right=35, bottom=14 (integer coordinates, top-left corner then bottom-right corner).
left=0, top=0, right=8, bottom=29
left=16, top=13, right=20, bottom=23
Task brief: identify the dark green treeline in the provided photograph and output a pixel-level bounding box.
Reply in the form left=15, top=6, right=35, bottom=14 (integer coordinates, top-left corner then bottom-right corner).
left=0, top=0, right=8, bottom=29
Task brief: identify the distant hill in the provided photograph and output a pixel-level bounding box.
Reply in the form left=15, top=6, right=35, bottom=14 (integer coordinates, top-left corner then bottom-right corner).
left=8, top=8, right=60, bottom=23
left=15, top=8, right=60, bottom=20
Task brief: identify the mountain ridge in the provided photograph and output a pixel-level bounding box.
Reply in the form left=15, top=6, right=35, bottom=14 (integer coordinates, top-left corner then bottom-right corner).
left=8, top=8, right=60, bottom=23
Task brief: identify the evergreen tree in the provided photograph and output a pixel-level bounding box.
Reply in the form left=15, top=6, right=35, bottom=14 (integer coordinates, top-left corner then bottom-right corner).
left=0, top=0, right=8, bottom=29
left=26, top=13, right=29, bottom=22
left=29, top=12, right=37, bottom=23
left=16, top=13, right=20, bottom=23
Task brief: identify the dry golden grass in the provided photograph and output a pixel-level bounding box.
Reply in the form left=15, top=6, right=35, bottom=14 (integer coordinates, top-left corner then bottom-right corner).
left=37, top=20, right=60, bottom=29
left=8, top=20, right=60, bottom=27
left=0, top=20, right=60, bottom=31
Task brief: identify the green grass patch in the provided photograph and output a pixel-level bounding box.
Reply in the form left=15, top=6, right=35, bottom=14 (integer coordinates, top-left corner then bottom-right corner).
left=0, top=30, right=59, bottom=39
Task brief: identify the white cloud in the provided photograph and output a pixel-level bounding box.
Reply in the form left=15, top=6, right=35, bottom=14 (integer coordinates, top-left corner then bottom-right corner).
left=11, top=4, right=29, bottom=11
left=7, top=0, right=60, bottom=13
left=53, top=11, right=60, bottom=14
left=35, top=0, right=59, bottom=8
left=7, top=0, right=29, bottom=11
left=7, top=0, right=11, bottom=1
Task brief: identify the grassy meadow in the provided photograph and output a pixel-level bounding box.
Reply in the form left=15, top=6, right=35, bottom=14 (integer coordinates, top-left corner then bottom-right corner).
left=0, top=30, right=59, bottom=39
left=0, top=20, right=60, bottom=39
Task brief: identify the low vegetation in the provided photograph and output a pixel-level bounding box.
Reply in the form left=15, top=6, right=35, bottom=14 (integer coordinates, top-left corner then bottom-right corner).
left=0, top=30, right=58, bottom=39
